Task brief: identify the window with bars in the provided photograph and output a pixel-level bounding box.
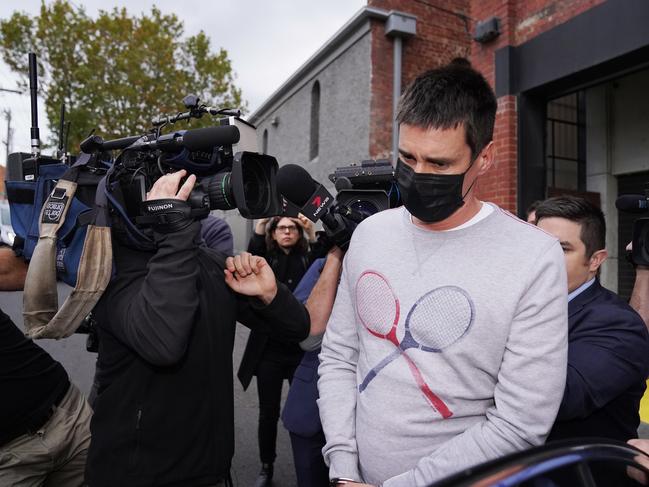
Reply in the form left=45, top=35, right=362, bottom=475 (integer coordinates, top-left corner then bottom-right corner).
left=545, top=92, right=586, bottom=192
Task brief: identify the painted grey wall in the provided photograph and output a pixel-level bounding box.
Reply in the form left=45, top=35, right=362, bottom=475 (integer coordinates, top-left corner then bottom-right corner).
left=586, top=83, right=617, bottom=291
left=222, top=29, right=373, bottom=250
left=255, top=31, right=372, bottom=192
left=611, top=69, right=649, bottom=176
left=585, top=68, right=649, bottom=292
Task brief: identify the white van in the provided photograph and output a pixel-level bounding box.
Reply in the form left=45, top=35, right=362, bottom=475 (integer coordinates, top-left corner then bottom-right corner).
left=0, top=200, right=15, bottom=247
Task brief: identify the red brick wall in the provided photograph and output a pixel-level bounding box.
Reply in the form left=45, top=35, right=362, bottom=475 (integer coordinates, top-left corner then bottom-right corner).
left=469, top=0, right=604, bottom=212
left=514, top=0, right=606, bottom=46
left=367, top=0, right=471, bottom=159
left=469, top=1, right=517, bottom=211
left=367, top=0, right=604, bottom=214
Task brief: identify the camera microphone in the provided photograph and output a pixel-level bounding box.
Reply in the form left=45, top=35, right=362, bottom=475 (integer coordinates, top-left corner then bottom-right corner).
left=80, top=125, right=240, bottom=154
left=276, top=164, right=335, bottom=223
left=615, top=194, right=649, bottom=213
left=181, top=125, right=240, bottom=151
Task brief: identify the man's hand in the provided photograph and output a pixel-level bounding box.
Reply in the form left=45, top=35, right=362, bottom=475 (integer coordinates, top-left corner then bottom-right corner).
left=224, top=252, right=277, bottom=304
left=146, top=169, right=196, bottom=201
left=628, top=439, right=649, bottom=485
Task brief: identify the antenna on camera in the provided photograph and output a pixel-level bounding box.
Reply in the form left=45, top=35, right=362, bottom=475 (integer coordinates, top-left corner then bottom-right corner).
left=57, top=102, right=66, bottom=161
left=28, top=52, right=40, bottom=157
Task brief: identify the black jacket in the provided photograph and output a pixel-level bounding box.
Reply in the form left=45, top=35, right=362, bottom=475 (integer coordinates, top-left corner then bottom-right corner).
left=549, top=280, right=649, bottom=442
left=0, top=308, right=69, bottom=446
left=237, top=233, right=312, bottom=389
left=86, top=222, right=310, bottom=487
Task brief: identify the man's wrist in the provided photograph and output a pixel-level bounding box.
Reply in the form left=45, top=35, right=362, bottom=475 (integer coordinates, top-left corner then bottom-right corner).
left=258, top=285, right=278, bottom=305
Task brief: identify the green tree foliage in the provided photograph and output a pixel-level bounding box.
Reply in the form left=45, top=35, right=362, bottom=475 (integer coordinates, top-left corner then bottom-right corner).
left=0, top=1, right=244, bottom=150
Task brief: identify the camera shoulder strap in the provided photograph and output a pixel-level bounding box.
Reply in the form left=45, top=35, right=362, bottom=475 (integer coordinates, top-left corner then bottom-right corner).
left=23, top=160, right=113, bottom=339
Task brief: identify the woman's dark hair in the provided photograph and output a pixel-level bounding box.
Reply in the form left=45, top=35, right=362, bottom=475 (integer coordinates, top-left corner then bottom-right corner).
left=396, top=59, right=497, bottom=160
left=535, top=196, right=606, bottom=258
left=265, top=216, right=308, bottom=254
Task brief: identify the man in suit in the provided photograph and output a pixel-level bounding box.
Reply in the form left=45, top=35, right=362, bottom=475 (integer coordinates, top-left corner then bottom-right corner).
left=282, top=247, right=344, bottom=487
left=536, top=196, right=649, bottom=441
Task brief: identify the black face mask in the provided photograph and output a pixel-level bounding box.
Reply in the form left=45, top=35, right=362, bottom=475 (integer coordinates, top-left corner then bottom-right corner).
left=396, top=158, right=476, bottom=223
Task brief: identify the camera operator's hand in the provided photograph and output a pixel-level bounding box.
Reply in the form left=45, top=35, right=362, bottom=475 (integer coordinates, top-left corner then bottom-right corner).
left=146, top=169, right=196, bottom=201
left=224, top=252, right=277, bottom=304
left=294, top=213, right=317, bottom=242
left=141, top=170, right=200, bottom=234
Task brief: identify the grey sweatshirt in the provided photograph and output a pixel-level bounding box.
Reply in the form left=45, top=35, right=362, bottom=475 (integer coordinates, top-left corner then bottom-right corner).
left=317, top=204, right=568, bottom=487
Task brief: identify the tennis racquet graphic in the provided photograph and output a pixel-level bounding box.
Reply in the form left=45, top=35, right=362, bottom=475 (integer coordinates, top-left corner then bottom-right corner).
left=355, top=271, right=475, bottom=419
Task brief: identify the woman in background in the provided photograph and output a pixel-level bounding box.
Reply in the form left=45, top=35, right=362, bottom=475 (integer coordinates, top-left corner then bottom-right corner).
left=238, top=214, right=317, bottom=487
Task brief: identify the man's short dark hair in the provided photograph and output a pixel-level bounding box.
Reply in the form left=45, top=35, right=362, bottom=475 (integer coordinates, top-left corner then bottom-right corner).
left=396, top=58, right=497, bottom=159
left=535, top=196, right=606, bottom=258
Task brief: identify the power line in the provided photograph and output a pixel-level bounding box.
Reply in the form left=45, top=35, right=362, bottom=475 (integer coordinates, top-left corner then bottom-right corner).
left=0, top=87, right=23, bottom=95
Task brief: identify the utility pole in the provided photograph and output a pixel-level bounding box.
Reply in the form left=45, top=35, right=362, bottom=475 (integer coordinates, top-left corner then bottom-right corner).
left=2, top=109, right=12, bottom=164
left=0, top=87, right=21, bottom=165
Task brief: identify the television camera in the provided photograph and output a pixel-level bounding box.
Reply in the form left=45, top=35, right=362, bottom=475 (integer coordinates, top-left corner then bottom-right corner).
left=277, top=159, right=401, bottom=250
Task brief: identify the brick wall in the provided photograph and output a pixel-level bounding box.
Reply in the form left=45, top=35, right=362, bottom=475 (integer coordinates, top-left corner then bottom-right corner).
left=366, top=0, right=604, bottom=214
left=367, top=0, right=471, bottom=159
left=514, top=0, right=605, bottom=46
left=471, top=0, right=604, bottom=212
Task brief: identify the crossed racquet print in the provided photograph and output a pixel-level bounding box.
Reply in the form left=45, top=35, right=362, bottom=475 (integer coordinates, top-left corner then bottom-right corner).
left=355, top=270, right=475, bottom=419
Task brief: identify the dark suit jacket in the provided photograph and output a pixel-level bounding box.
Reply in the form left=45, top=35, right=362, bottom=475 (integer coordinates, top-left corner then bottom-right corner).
left=281, top=349, right=323, bottom=437
left=549, top=280, right=649, bottom=442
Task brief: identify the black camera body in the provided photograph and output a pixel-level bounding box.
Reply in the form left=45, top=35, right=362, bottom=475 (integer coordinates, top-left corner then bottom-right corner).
left=323, top=159, right=400, bottom=249
left=616, top=191, right=649, bottom=266
left=96, top=113, right=282, bottom=222
left=329, top=158, right=399, bottom=214
left=278, top=159, right=400, bottom=250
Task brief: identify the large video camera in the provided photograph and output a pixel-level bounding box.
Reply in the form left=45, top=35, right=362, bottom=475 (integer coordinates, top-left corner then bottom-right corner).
left=79, top=95, right=281, bottom=221
left=277, top=159, right=401, bottom=250
left=616, top=190, right=649, bottom=266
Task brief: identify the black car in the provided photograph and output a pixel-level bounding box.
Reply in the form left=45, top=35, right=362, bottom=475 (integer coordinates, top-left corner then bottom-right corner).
left=433, top=440, right=649, bottom=487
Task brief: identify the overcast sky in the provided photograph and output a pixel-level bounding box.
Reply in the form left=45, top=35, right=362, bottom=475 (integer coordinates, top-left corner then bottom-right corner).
left=0, top=0, right=366, bottom=159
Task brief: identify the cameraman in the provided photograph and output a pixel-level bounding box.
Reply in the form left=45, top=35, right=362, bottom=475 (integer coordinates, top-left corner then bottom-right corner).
left=85, top=170, right=311, bottom=487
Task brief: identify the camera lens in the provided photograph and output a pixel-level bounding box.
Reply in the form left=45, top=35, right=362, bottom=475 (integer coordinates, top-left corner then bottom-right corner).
left=241, top=159, right=268, bottom=214
left=349, top=200, right=379, bottom=218
left=205, top=172, right=236, bottom=210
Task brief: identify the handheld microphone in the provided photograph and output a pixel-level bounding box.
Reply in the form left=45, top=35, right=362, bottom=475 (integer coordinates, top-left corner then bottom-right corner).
left=615, top=194, right=649, bottom=213
left=276, top=164, right=335, bottom=222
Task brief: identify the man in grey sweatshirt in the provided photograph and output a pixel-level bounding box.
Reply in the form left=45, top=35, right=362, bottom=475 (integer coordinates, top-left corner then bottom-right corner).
left=317, top=59, right=569, bottom=487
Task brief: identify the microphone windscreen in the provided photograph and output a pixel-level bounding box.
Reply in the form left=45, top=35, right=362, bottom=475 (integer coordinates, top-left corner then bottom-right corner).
left=182, top=125, right=240, bottom=151
left=277, top=164, right=317, bottom=206
left=102, top=135, right=143, bottom=151
left=615, top=194, right=649, bottom=213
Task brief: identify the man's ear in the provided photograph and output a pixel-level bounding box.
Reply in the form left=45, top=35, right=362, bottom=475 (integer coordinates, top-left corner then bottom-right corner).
left=476, top=141, right=495, bottom=176
left=589, top=249, right=608, bottom=273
